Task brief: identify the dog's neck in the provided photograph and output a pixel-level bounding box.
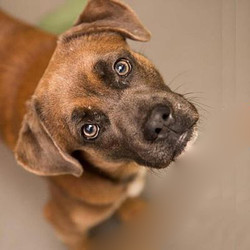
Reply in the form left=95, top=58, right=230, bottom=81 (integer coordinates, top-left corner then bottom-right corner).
left=73, top=150, right=141, bottom=184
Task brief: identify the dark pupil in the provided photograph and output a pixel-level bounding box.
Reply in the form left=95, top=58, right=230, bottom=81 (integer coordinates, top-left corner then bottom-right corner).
left=85, top=125, right=95, bottom=135
left=117, top=63, right=127, bottom=73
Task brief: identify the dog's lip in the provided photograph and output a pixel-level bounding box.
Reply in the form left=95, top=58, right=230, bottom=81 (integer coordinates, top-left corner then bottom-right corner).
left=176, top=131, right=189, bottom=144
left=172, top=128, right=194, bottom=159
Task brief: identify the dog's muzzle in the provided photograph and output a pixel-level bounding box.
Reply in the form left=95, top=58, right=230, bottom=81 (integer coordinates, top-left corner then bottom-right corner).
left=143, top=104, right=198, bottom=142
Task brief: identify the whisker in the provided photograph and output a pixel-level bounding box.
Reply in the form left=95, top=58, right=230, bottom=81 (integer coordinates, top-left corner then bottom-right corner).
left=172, top=82, right=188, bottom=92
left=167, top=71, right=189, bottom=88
left=182, top=91, right=205, bottom=97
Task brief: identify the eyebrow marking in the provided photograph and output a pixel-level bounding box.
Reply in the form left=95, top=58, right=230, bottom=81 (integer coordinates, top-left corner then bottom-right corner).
left=71, top=108, right=86, bottom=124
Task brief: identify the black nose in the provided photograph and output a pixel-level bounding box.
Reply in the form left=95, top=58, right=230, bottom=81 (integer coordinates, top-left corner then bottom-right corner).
left=144, top=104, right=198, bottom=141
left=144, top=105, right=173, bottom=141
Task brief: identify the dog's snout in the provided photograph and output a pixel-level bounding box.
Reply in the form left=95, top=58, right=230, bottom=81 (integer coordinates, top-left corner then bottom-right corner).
left=143, top=103, right=199, bottom=142
left=144, top=105, right=173, bottom=141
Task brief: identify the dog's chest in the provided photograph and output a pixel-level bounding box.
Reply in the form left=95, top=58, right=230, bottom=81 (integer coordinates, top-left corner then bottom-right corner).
left=126, top=168, right=147, bottom=198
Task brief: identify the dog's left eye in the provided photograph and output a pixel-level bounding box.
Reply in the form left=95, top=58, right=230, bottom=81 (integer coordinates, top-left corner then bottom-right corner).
left=82, top=124, right=100, bottom=140
left=114, top=59, right=132, bottom=76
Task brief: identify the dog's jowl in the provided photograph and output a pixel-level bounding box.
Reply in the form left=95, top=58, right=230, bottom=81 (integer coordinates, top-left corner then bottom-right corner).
left=0, top=0, right=198, bottom=249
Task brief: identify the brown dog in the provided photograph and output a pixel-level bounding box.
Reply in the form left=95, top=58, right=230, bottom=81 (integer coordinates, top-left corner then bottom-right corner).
left=0, top=0, right=199, bottom=249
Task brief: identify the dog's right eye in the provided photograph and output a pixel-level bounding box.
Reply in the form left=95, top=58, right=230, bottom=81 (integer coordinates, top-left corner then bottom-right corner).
left=114, top=59, right=132, bottom=76
left=82, top=124, right=100, bottom=140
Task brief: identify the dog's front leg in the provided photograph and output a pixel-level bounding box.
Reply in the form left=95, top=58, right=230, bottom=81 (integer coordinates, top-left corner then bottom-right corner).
left=116, top=169, right=148, bottom=222
left=116, top=197, right=148, bottom=222
left=44, top=197, right=89, bottom=250
left=44, top=182, right=90, bottom=250
left=44, top=181, right=121, bottom=250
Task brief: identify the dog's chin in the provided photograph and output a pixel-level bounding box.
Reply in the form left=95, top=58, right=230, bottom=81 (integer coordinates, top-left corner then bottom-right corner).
left=135, top=126, right=198, bottom=169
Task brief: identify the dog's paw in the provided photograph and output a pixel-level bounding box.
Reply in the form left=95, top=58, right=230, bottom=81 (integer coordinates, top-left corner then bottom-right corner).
left=116, top=197, right=148, bottom=222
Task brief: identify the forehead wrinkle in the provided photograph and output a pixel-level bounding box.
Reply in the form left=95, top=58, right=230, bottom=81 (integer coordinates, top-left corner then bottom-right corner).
left=67, top=97, right=103, bottom=117
left=60, top=32, right=129, bottom=55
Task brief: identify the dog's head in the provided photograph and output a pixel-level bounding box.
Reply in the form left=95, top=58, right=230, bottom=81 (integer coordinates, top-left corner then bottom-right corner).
left=15, top=0, right=199, bottom=177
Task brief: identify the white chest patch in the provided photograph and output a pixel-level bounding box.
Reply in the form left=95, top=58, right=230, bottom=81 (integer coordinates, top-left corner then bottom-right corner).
left=127, top=168, right=147, bottom=198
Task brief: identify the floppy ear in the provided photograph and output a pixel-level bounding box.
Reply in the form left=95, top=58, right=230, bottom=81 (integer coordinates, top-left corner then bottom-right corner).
left=15, top=101, right=83, bottom=177
left=60, top=0, right=151, bottom=42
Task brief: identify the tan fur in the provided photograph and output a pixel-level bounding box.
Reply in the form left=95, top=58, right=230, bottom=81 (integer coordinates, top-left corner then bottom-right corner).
left=0, top=1, right=152, bottom=249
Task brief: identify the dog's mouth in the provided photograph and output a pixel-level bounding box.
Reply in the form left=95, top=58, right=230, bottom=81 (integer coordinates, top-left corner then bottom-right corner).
left=172, top=126, right=198, bottom=160
left=128, top=125, right=198, bottom=169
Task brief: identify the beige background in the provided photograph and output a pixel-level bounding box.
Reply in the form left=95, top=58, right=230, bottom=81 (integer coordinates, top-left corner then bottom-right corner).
left=0, top=0, right=250, bottom=249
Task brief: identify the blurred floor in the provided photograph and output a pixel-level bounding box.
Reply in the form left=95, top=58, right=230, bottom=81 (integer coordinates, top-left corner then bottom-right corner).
left=0, top=0, right=250, bottom=249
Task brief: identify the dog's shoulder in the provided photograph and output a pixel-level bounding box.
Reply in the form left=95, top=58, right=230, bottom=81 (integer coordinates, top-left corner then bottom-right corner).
left=0, top=10, right=57, bottom=148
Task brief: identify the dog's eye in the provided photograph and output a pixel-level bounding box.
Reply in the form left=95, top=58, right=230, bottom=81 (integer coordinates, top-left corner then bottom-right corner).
left=114, top=59, right=132, bottom=76
left=82, top=124, right=100, bottom=140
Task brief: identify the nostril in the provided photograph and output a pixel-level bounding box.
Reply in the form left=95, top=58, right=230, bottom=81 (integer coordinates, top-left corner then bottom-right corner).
left=144, top=105, right=173, bottom=141
left=155, top=128, right=162, bottom=134
left=162, top=113, right=169, bottom=120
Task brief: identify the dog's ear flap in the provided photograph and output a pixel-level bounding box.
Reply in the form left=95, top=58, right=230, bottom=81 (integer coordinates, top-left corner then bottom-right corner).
left=60, top=0, right=151, bottom=42
left=15, top=102, right=83, bottom=177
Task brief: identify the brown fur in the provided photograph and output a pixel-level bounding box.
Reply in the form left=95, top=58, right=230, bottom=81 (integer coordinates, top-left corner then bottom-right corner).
left=0, top=2, right=152, bottom=249
left=0, top=1, right=198, bottom=249
left=0, top=11, right=56, bottom=147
